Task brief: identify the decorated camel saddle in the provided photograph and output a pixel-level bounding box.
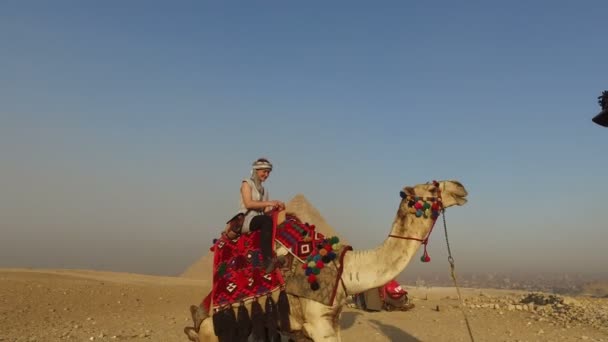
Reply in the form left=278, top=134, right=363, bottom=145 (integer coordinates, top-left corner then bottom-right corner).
left=207, top=211, right=351, bottom=338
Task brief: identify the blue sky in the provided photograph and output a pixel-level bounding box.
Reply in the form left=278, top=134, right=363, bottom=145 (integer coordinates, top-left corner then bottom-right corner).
left=1, top=1, right=607, bottom=278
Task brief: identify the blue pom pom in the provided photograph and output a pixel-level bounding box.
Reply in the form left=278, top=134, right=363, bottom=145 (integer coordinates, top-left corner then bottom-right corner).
left=416, top=209, right=423, bottom=217
left=305, top=268, right=312, bottom=276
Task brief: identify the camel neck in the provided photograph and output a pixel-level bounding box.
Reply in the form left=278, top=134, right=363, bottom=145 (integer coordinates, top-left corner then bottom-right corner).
left=340, top=210, right=433, bottom=296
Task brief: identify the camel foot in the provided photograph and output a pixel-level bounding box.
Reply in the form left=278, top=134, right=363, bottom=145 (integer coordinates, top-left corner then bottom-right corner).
left=190, top=305, right=208, bottom=332
left=184, top=326, right=200, bottom=342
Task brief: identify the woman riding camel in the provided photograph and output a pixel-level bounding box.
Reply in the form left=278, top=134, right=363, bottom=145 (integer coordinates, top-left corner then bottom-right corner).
left=235, top=157, right=285, bottom=271
left=187, top=157, right=285, bottom=335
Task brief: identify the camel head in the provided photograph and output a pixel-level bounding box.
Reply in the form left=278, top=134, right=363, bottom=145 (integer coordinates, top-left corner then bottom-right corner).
left=401, top=180, right=468, bottom=211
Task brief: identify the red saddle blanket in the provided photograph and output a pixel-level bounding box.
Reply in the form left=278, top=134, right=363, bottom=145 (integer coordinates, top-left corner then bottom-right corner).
left=209, top=213, right=349, bottom=310
left=210, top=231, right=285, bottom=311
left=275, top=214, right=328, bottom=262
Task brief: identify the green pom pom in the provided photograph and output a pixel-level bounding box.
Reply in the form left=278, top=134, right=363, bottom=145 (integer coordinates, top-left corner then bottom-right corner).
left=423, top=202, right=431, bottom=209
left=312, top=268, right=320, bottom=275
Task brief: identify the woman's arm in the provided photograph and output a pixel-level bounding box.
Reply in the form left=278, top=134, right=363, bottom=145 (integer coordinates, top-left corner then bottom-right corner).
left=240, top=181, right=279, bottom=210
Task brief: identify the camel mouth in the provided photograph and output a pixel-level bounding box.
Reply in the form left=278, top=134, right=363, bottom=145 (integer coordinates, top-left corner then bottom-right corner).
left=449, top=181, right=468, bottom=206
left=454, top=196, right=468, bottom=206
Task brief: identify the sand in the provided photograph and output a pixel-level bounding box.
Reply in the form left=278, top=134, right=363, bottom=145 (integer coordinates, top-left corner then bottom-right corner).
left=1, top=268, right=606, bottom=342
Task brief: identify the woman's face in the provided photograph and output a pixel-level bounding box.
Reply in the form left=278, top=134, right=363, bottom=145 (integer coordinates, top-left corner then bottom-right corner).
left=256, top=169, right=271, bottom=182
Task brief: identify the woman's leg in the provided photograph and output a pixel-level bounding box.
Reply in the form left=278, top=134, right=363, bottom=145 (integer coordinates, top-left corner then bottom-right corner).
left=249, top=215, right=274, bottom=272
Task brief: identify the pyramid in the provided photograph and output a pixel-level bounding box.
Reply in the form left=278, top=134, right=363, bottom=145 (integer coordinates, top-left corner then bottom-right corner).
left=180, top=194, right=346, bottom=281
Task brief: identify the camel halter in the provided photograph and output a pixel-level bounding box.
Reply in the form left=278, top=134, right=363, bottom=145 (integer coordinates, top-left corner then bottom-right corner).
left=389, top=180, right=476, bottom=342
left=388, top=180, right=443, bottom=262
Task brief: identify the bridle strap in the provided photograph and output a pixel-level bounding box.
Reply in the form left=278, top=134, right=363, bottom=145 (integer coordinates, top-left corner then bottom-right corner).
left=388, top=180, right=443, bottom=254
left=387, top=213, right=440, bottom=243
left=387, top=234, right=425, bottom=242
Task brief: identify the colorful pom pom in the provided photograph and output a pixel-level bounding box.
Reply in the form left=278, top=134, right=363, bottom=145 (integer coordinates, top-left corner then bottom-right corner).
left=416, top=209, right=423, bottom=217
left=420, top=249, right=431, bottom=262
left=414, top=202, right=423, bottom=210
left=319, top=248, right=328, bottom=256
left=311, top=282, right=320, bottom=291
left=307, top=274, right=316, bottom=283
left=308, top=261, right=316, bottom=268
left=312, top=268, right=320, bottom=275
left=316, top=261, right=324, bottom=269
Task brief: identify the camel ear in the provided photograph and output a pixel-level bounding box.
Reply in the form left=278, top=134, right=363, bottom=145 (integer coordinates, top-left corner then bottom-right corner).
left=404, top=187, right=415, bottom=195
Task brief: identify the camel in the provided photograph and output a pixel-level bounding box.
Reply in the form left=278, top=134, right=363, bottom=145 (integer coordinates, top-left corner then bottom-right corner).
left=188, top=180, right=468, bottom=341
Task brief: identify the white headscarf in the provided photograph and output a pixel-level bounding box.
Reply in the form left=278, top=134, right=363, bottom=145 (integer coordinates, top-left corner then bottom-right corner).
left=252, top=159, right=273, bottom=171
left=250, top=158, right=273, bottom=195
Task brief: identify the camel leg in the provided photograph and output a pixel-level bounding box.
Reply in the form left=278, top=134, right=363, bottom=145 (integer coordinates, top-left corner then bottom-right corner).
left=302, top=320, right=339, bottom=342
left=300, top=300, right=341, bottom=342
left=197, top=317, right=219, bottom=342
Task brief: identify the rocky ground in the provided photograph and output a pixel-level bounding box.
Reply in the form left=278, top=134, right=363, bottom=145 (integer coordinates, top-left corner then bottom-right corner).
left=1, top=268, right=607, bottom=341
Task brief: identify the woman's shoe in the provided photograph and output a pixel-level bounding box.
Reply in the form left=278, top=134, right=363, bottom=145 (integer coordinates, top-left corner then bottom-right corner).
left=263, top=257, right=276, bottom=274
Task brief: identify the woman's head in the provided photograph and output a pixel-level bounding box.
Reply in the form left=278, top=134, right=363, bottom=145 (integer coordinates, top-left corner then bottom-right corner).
left=251, top=158, right=273, bottom=183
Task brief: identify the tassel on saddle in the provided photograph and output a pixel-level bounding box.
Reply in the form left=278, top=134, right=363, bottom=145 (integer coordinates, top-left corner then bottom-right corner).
left=212, top=306, right=237, bottom=342
left=251, top=297, right=265, bottom=341
left=236, top=302, right=251, bottom=342
left=277, top=289, right=291, bottom=332
left=264, top=294, right=278, bottom=339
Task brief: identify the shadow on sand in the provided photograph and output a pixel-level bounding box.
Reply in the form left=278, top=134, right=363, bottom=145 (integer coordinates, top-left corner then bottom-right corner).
left=341, top=312, right=419, bottom=341
left=368, top=319, right=420, bottom=342
left=340, top=311, right=361, bottom=329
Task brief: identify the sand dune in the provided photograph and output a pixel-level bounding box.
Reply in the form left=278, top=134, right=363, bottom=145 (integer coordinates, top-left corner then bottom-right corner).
left=1, top=268, right=606, bottom=342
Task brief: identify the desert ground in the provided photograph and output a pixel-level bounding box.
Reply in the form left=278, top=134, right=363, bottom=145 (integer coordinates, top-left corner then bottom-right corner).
left=1, top=268, right=607, bottom=342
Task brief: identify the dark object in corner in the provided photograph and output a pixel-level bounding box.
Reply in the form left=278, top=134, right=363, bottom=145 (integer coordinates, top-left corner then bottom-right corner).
left=592, top=90, right=608, bottom=127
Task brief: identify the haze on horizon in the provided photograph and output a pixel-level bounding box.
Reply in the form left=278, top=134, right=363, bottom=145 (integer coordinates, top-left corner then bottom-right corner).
left=1, top=2, right=607, bottom=280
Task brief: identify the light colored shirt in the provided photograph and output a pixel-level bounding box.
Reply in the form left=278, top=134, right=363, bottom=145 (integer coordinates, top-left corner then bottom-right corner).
left=238, top=178, right=269, bottom=232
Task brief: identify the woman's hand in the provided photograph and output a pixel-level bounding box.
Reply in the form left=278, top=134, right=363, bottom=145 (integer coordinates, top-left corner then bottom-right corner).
left=271, top=200, right=285, bottom=210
